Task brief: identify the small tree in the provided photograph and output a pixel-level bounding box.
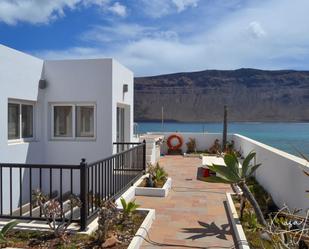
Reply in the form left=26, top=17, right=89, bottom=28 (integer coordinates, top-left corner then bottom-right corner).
left=97, top=200, right=118, bottom=242
left=33, top=190, right=81, bottom=238
left=205, top=151, right=267, bottom=226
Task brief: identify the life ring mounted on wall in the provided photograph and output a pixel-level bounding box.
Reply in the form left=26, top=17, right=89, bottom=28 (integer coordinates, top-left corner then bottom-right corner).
left=167, top=134, right=183, bottom=151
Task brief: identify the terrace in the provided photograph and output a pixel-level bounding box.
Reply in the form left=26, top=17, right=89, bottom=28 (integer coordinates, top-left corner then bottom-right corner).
left=136, top=155, right=234, bottom=248
left=1, top=132, right=309, bottom=248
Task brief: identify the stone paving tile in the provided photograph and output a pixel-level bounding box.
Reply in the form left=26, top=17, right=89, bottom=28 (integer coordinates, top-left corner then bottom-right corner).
left=137, top=156, right=236, bottom=249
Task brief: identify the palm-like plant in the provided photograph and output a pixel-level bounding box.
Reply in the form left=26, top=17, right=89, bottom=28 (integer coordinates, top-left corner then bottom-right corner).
left=205, top=151, right=267, bottom=226
left=153, top=167, right=168, bottom=184
left=147, top=163, right=168, bottom=187
left=120, top=198, right=140, bottom=218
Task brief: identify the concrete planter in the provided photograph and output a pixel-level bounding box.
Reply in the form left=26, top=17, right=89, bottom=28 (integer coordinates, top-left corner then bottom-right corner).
left=115, top=187, right=156, bottom=249
left=226, top=193, right=250, bottom=249
left=83, top=186, right=155, bottom=249
left=127, top=208, right=155, bottom=249
left=135, top=176, right=172, bottom=197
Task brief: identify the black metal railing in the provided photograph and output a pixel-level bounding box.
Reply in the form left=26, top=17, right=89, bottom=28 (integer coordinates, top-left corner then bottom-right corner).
left=0, top=141, right=146, bottom=230
left=113, top=142, right=143, bottom=153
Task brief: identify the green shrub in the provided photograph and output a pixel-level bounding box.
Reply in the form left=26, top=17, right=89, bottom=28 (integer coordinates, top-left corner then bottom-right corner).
left=147, top=163, right=168, bottom=188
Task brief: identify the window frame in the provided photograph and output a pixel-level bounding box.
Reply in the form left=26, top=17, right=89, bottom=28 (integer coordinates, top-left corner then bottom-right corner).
left=8, top=99, right=35, bottom=143
left=50, top=103, right=96, bottom=141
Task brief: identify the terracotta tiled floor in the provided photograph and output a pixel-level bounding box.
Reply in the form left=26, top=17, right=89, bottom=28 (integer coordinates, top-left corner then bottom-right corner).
left=136, top=156, right=236, bottom=249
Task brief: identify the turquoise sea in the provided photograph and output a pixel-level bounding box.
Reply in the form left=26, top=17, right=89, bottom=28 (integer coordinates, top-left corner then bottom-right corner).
left=136, top=122, right=309, bottom=156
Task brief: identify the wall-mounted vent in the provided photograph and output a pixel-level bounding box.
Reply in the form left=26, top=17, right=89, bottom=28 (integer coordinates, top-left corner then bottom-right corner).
left=123, top=84, right=128, bottom=93
left=39, top=79, right=47, bottom=89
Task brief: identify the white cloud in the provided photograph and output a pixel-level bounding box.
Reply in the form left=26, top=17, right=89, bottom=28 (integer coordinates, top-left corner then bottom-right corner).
left=0, top=0, right=76, bottom=25
left=37, top=46, right=106, bottom=60
left=138, top=0, right=199, bottom=18
left=35, top=0, right=309, bottom=76
left=172, top=0, right=198, bottom=12
left=108, top=2, right=126, bottom=17
left=81, top=23, right=178, bottom=43
left=248, top=21, right=266, bottom=39
left=0, top=0, right=126, bottom=25
left=138, top=0, right=171, bottom=18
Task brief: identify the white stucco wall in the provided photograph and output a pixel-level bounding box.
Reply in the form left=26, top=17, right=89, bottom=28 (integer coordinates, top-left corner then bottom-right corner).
left=112, top=59, right=134, bottom=145
left=0, top=45, right=134, bottom=213
left=41, top=59, right=114, bottom=165
left=0, top=45, right=44, bottom=213
left=233, top=134, right=309, bottom=215
left=150, top=132, right=232, bottom=154
left=0, top=45, right=44, bottom=163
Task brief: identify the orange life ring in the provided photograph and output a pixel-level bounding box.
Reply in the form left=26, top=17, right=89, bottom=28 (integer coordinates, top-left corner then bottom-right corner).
left=167, top=134, right=183, bottom=151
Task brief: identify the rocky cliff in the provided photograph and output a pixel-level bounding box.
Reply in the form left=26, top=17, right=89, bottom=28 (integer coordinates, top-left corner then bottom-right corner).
left=134, top=68, right=309, bottom=122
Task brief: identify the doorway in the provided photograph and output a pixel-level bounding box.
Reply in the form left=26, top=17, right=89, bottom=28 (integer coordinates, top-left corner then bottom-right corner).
left=116, top=106, right=125, bottom=143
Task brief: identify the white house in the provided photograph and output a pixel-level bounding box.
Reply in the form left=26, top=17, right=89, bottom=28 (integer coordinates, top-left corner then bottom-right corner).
left=0, top=44, right=134, bottom=165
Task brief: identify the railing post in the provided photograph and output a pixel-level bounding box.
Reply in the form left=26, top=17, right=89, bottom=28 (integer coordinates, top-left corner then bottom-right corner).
left=80, top=158, right=88, bottom=231
left=143, top=140, right=146, bottom=173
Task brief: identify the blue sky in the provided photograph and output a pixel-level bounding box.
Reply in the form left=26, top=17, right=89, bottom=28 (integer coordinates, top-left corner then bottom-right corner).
left=0, top=0, right=308, bottom=76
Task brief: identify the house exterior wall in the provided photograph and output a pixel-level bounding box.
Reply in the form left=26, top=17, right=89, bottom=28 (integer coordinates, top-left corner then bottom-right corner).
left=112, top=59, right=134, bottom=146
left=0, top=45, right=44, bottom=164
left=0, top=45, right=134, bottom=213
left=0, top=45, right=44, bottom=213
left=41, top=59, right=114, bottom=165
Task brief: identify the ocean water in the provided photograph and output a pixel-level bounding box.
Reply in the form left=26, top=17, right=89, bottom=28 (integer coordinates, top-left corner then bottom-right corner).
left=136, top=122, right=309, bottom=156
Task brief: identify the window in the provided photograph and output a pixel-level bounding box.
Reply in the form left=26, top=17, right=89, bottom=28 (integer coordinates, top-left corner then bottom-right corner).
left=22, top=105, right=34, bottom=138
left=8, top=103, right=20, bottom=140
left=8, top=102, right=34, bottom=141
left=53, top=106, right=73, bottom=137
left=51, top=104, right=95, bottom=139
left=76, top=106, right=94, bottom=137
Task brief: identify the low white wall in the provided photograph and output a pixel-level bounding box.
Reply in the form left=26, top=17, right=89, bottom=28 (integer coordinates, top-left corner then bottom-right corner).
left=233, top=134, right=309, bottom=214
left=150, top=132, right=233, bottom=154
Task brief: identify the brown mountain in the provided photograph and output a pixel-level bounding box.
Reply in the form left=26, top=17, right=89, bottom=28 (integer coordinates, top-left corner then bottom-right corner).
left=134, top=68, right=309, bottom=122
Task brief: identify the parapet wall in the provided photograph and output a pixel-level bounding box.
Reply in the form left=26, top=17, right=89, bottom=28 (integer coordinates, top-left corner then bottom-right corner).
left=233, top=134, right=309, bottom=215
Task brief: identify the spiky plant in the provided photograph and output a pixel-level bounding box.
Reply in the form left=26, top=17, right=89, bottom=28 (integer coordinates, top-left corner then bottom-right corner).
left=120, top=198, right=140, bottom=218
left=147, top=163, right=168, bottom=187
left=0, top=220, right=19, bottom=243
left=205, top=151, right=266, bottom=226
left=153, top=167, right=168, bottom=186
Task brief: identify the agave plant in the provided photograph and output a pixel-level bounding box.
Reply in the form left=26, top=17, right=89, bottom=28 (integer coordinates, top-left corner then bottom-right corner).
left=205, top=151, right=267, bottom=226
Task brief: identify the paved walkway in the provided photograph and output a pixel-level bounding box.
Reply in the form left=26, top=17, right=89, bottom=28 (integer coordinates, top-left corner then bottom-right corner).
left=136, top=156, right=235, bottom=249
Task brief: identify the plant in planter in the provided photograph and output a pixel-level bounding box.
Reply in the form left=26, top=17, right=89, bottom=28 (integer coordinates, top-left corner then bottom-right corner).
left=224, top=140, right=242, bottom=157
left=32, top=190, right=81, bottom=239
left=97, top=200, right=118, bottom=243
left=120, top=198, right=140, bottom=221
left=0, top=221, right=19, bottom=245
left=208, top=139, right=221, bottom=155
left=260, top=205, right=309, bottom=249
left=205, top=151, right=267, bottom=226
left=145, top=163, right=168, bottom=188
left=96, top=198, right=145, bottom=248
left=186, top=138, right=197, bottom=153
